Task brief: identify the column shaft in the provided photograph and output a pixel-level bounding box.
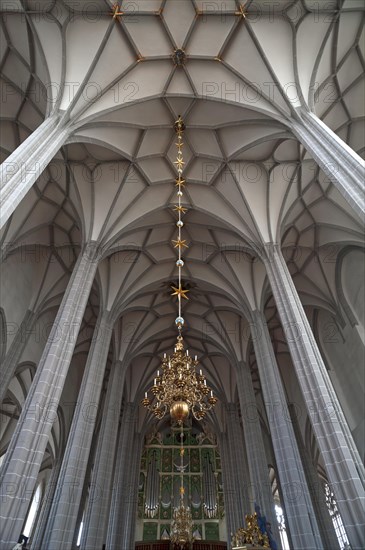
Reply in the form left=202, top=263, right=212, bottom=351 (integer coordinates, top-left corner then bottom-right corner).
left=288, top=404, right=340, bottom=550
left=264, top=244, right=365, bottom=549
left=80, top=360, right=125, bottom=550
left=236, top=362, right=279, bottom=541
left=42, top=310, right=113, bottom=549
left=292, top=110, right=364, bottom=219
left=105, top=403, right=136, bottom=550
left=0, top=116, right=69, bottom=229
left=219, top=432, right=236, bottom=548
left=0, top=309, right=36, bottom=402
left=122, top=434, right=143, bottom=548
left=30, top=458, right=63, bottom=549
left=72, top=473, right=90, bottom=549
left=0, top=244, right=98, bottom=548
left=72, top=415, right=103, bottom=550
left=225, top=404, right=251, bottom=530
left=252, top=309, right=322, bottom=549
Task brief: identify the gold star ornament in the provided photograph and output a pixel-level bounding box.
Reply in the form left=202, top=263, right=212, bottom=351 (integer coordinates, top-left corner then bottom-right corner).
left=174, top=157, right=185, bottom=171
left=174, top=205, right=188, bottom=214
left=171, top=285, right=190, bottom=300
left=172, top=238, right=188, bottom=250
left=111, top=3, right=124, bottom=18
left=235, top=4, right=247, bottom=18
left=175, top=177, right=185, bottom=188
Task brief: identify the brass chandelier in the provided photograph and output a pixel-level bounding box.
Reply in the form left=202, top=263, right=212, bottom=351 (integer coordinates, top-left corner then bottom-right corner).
left=142, top=335, right=217, bottom=423
left=141, top=115, right=218, bottom=425
left=170, top=504, right=194, bottom=546
left=170, top=430, right=194, bottom=548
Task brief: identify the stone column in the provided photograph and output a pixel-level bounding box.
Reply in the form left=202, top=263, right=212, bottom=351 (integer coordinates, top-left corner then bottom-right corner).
left=0, top=309, right=36, bottom=402
left=71, top=477, right=89, bottom=549
left=252, top=309, right=322, bottom=550
left=0, top=244, right=99, bottom=548
left=264, top=243, right=365, bottom=550
left=105, top=403, right=137, bottom=550
left=80, top=360, right=125, bottom=550
left=71, top=419, right=102, bottom=550
left=0, top=115, right=69, bottom=229
left=122, top=433, right=143, bottom=548
left=236, top=361, right=278, bottom=540
left=288, top=404, right=340, bottom=550
left=30, top=458, right=63, bottom=549
left=225, top=403, right=251, bottom=530
left=292, top=109, right=365, bottom=220
left=72, top=398, right=106, bottom=549
left=219, top=431, right=236, bottom=549
left=42, top=310, right=113, bottom=550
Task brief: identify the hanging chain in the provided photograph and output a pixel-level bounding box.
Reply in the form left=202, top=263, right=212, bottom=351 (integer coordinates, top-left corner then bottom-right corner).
left=172, top=116, right=189, bottom=333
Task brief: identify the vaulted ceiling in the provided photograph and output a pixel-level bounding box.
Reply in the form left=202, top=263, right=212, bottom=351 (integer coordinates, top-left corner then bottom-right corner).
left=1, top=0, right=364, bottom=427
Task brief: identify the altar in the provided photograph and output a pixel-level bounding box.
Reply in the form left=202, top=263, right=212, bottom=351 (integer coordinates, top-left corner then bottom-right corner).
left=231, top=510, right=273, bottom=550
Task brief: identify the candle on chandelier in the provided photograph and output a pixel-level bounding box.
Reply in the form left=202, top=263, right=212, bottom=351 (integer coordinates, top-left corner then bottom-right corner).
left=204, top=380, right=207, bottom=386
left=154, top=378, right=157, bottom=385
left=145, top=392, right=147, bottom=398
left=199, top=369, right=202, bottom=376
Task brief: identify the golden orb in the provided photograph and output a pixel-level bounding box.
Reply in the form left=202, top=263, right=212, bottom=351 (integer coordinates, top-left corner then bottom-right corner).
left=170, top=400, right=189, bottom=422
